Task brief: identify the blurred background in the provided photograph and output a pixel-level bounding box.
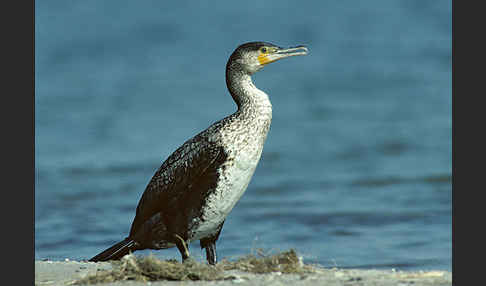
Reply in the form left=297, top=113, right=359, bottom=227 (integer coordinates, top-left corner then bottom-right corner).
left=35, top=0, right=451, bottom=270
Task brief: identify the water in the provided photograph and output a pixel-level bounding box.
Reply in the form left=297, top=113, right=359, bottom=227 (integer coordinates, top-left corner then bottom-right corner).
left=35, top=0, right=451, bottom=271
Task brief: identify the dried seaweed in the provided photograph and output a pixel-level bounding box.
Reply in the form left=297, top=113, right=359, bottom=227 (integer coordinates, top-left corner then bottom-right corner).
left=74, top=249, right=315, bottom=284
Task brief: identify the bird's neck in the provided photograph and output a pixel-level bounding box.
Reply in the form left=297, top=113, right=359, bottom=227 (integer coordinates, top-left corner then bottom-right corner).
left=226, top=70, right=272, bottom=121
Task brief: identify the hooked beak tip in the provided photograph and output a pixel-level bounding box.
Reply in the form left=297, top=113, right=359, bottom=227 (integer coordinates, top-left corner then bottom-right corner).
left=275, top=45, right=309, bottom=57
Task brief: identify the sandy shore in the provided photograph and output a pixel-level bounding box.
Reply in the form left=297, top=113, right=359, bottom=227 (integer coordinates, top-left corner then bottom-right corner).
left=35, top=259, right=452, bottom=286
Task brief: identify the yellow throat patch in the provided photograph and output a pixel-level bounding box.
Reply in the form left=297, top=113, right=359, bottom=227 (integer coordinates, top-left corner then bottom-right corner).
left=258, top=53, right=273, bottom=65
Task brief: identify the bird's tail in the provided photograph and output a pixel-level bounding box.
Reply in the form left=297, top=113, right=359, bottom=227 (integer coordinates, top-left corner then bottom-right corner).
left=89, top=238, right=136, bottom=262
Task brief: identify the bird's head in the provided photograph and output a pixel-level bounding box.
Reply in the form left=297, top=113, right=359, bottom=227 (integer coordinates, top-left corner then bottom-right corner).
left=227, top=42, right=308, bottom=75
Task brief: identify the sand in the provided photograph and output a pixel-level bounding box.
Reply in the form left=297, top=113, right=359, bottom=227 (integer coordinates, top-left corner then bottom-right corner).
left=35, top=253, right=452, bottom=286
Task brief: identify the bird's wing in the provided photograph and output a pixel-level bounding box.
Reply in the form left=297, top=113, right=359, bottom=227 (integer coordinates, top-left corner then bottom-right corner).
left=129, top=133, right=228, bottom=237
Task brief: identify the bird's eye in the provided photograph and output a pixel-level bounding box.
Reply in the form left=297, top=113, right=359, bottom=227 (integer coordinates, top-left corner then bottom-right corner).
left=261, top=47, right=267, bottom=53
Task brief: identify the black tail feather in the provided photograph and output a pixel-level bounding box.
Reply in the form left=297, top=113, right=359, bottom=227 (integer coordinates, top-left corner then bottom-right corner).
left=89, top=238, right=135, bottom=262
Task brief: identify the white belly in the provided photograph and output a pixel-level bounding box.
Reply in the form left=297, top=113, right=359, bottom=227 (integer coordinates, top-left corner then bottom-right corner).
left=188, top=86, right=272, bottom=242
left=190, top=146, right=263, bottom=241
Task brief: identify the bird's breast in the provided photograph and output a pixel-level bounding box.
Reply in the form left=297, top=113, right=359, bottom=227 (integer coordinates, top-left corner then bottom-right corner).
left=189, top=118, right=269, bottom=241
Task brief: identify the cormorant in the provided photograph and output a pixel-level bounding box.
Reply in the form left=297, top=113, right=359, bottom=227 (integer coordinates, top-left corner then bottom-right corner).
left=89, top=42, right=308, bottom=265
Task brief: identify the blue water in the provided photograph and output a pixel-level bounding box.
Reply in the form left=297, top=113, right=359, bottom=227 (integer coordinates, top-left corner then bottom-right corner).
left=35, top=0, right=451, bottom=271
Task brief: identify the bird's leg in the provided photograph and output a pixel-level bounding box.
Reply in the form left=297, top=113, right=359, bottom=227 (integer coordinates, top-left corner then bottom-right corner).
left=204, top=241, right=217, bottom=265
left=200, top=220, right=224, bottom=265
left=173, top=234, right=190, bottom=262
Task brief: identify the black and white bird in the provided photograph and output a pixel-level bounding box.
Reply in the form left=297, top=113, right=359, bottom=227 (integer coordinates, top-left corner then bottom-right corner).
left=89, top=42, right=308, bottom=265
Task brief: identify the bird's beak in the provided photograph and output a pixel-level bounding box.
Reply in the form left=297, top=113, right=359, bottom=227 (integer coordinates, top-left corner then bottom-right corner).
left=258, top=45, right=308, bottom=65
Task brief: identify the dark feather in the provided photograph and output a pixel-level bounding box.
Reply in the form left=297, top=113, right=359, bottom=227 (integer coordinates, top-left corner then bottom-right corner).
left=89, top=238, right=135, bottom=262
left=128, top=131, right=228, bottom=245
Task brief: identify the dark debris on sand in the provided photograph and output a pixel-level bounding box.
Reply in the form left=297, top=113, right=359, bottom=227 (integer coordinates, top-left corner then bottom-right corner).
left=74, top=249, right=314, bottom=284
